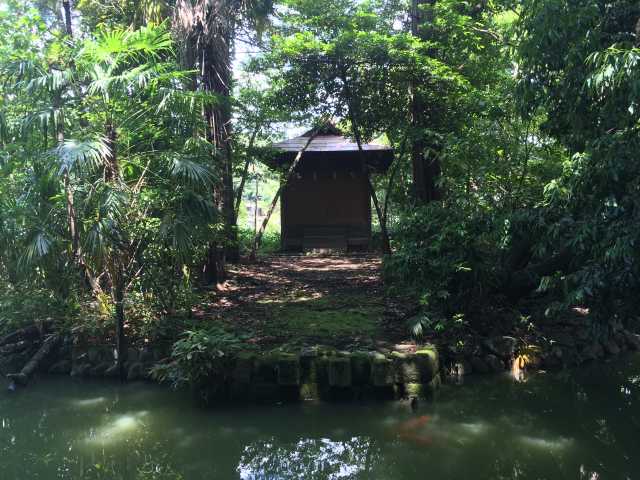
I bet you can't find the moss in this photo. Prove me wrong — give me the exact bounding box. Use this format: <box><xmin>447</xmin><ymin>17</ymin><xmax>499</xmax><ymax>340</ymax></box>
<box><xmin>300</xmin><ymin>382</ymin><xmax>320</xmax><ymax>400</ymax></box>
<box><xmin>415</xmin><ymin>347</ymin><xmax>439</xmax><ymax>378</ymax></box>
<box><xmin>393</xmin><ymin>348</ymin><xmax>439</xmax><ymax>383</ymax></box>
<box><xmin>370</xmin><ymin>353</ymin><xmax>393</xmax><ymax>386</ymax></box>
<box><xmin>262</xmin><ymin>294</ymin><xmax>383</xmax><ymax>343</ymax></box>
<box><xmin>404</xmin><ymin>374</ymin><xmax>441</xmax><ymax>399</ymax></box>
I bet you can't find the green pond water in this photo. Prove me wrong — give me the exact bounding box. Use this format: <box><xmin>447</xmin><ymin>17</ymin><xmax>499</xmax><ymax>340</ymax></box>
<box><xmin>1</xmin><ymin>355</ymin><xmax>640</xmax><ymax>480</ymax></box>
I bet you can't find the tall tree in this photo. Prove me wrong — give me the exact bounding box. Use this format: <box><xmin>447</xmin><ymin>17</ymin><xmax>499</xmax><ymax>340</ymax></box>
<box><xmin>410</xmin><ymin>0</ymin><xmax>441</xmax><ymax>203</ymax></box>
<box><xmin>172</xmin><ymin>0</ymin><xmax>272</xmax><ymax>281</ymax></box>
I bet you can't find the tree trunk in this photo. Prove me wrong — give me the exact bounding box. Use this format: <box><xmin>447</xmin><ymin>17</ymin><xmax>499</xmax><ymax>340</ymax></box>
<box><xmin>410</xmin><ymin>0</ymin><xmax>441</xmax><ymax>204</ymax></box>
<box><xmin>104</xmin><ymin>119</ymin><xmax>119</xmax><ymax>182</ymax></box>
<box><xmin>7</xmin><ymin>334</ymin><xmax>60</xmax><ymax>387</ymax></box>
<box><xmin>112</xmin><ymin>259</ymin><xmax>127</xmax><ymax>382</ymax></box>
<box><xmin>0</xmin><ymin>321</ymin><xmax>53</xmax><ymax>347</ymax></box>
<box><xmin>250</xmin><ymin>131</ymin><xmax>319</xmax><ymax>260</ymax></box>
<box><xmin>62</xmin><ymin>0</ymin><xmax>73</xmax><ymax>37</ymax></box>
<box><xmin>502</xmin><ymin>249</ymin><xmax>572</xmax><ymax>300</ymax></box>
<box><xmin>341</xmin><ymin>75</ymin><xmax>392</xmax><ymax>255</ymax></box>
<box><xmin>201</xmin><ymin>24</ymin><xmax>237</xmax><ymax>278</ymax></box>
<box><xmin>381</xmin><ymin>135</ymin><xmax>408</xmax><ymax>226</ymax></box>
<box><xmin>103</xmin><ymin>120</ymin><xmax>128</xmax><ymax>381</ymax></box>
<box><xmin>234</xmin><ymin>126</ymin><xmax>260</xmax><ymax>219</ymax></box>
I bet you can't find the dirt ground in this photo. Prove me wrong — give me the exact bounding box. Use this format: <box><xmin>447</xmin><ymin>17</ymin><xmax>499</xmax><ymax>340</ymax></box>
<box><xmin>194</xmin><ymin>255</ymin><xmax>416</xmax><ymax>350</ymax></box>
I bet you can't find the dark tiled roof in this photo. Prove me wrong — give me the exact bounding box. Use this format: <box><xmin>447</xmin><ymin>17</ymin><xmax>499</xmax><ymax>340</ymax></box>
<box><xmin>272</xmin><ymin>134</ymin><xmax>392</xmax><ymax>153</ymax></box>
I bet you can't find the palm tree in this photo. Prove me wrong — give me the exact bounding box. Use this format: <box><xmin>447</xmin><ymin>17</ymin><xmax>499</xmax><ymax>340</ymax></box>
<box><xmin>172</xmin><ymin>0</ymin><xmax>272</xmax><ymax>281</ymax></box>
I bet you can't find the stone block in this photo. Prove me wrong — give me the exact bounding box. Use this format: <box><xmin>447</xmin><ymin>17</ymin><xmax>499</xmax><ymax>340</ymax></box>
<box><xmin>127</xmin><ymin>362</ymin><xmax>145</xmax><ymax>381</ymax></box>
<box><xmin>254</xmin><ymin>355</ymin><xmax>278</xmax><ymax>383</ymax></box>
<box><xmin>315</xmin><ymin>356</ymin><xmax>330</xmax><ymax>385</ymax></box>
<box><xmin>104</xmin><ymin>364</ymin><xmax>120</xmax><ymax>378</ymax></box>
<box><xmin>300</xmin><ymin>383</ymin><xmax>320</xmax><ymax>400</ymax></box>
<box><xmin>230</xmin><ymin>381</ymin><xmax>251</xmax><ymax>401</ymax></box>
<box><xmin>469</xmin><ymin>356</ymin><xmax>489</xmax><ymax>374</ymax></box>
<box><xmin>90</xmin><ymin>362</ymin><xmax>111</xmax><ymax>377</ymax></box>
<box><xmin>624</xmin><ymin>331</ymin><xmax>640</xmax><ymax>350</ymax></box>
<box><xmin>127</xmin><ymin>348</ymin><xmax>139</xmax><ymax>363</ymax></box>
<box><xmin>603</xmin><ymin>339</ymin><xmax>620</xmax><ymax>356</ymax></box>
<box><xmin>405</xmin><ymin>374</ymin><xmax>441</xmax><ymax>399</ymax></box>
<box><xmin>48</xmin><ymin>359</ymin><xmax>71</xmax><ymax>375</ymax></box>
<box><xmin>87</xmin><ymin>347</ymin><xmax>103</xmax><ymax>364</ymax></box>
<box><xmin>370</xmin><ymin>353</ymin><xmax>393</xmax><ymax>386</ymax></box>
<box><xmin>350</xmin><ymin>353</ymin><xmax>371</xmax><ymax>385</ymax></box>
<box><xmin>277</xmin><ymin>354</ymin><xmax>300</xmax><ymax>386</ymax></box>
<box><xmin>483</xmin><ymin>336</ymin><xmax>517</xmax><ymax>358</ymax></box>
<box><xmin>485</xmin><ymin>354</ymin><xmax>504</xmax><ymax>372</ymax></box>
<box><xmin>233</xmin><ymin>353</ymin><xmax>255</xmax><ymax>384</ymax></box>
<box><xmin>139</xmin><ymin>348</ymin><xmax>154</xmax><ymax>363</ymax></box>
<box><xmin>299</xmin><ymin>348</ymin><xmax>318</xmax><ymax>382</ymax></box>
<box><xmin>415</xmin><ymin>347</ymin><xmax>439</xmax><ymax>377</ymax></box>
<box><xmin>250</xmin><ymin>382</ymin><xmax>279</xmax><ymax>402</ymax></box>
<box><xmin>394</xmin><ymin>349</ymin><xmax>438</xmax><ymax>383</ymax></box>
<box><xmin>70</xmin><ymin>363</ymin><xmax>92</xmax><ymax>377</ymax></box>
<box><xmin>328</xmin><ymin>356</ymin><xmax>352</xmax><ymax>387</ymax></box>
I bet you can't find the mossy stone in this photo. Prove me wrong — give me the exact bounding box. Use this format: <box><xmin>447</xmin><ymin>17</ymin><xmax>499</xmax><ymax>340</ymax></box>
<box><xmin>233</xmin><ymin>353</ymin><xmax>255</xmax><ymax>384</ymax></box>
<box><xmin>315</xmin><ymin>356</ymin><xmax>331</xmax><ymax>385</ymax></box>
<box><xmin>370</xmin><ymin>353</ymin><xmax>393</xmax><ymax>386</ymax></box>
<box><xmin>48</xmin><ymin>359</ymin><xmax>71</xmax><ymax>375</ymax></box>
<box><xmin>90</xmin><ymin>362</ymin><xmax>111</xmax><ymax>377</ymax></box>
<box><xmin>328</xmin><ymin>356</ymin><xmax>352</xmax><ymax>387</ymax></box>
<box><xmin>300</xmin><ymin>382</ymin><xmax>320</xmax><ymax>400</ymax></box>
<box><xmin>127</xmin><ymin>362</ymin><xmax>145</xmax><ymax>381</ymax></box>
<box><xmin>230</xmin><ymin>381</ymin><xmax>251</xmax><ymax>401</ymax></box>
<box><xmin>127</xmin><ymin>347</ymin><xmax>140</xmax><ymax>363</ymax></box>
<box><xmin>250</xmin><ymin>382</ymin><xmax>279</xmax><ymax>403</ymax></box>
<box><xmin>415</xmin><ymin>347</ymin><xmax>439</xmax><ymax>378</ymax></box>
<box><xmin>70</xmin><ymin>363</ymin><xmax>92</xmax><ymax>377</ymax></box>
<box><xmin>299</xmin><ymin>348</ymin><xmax>319</xmax><ymax>382</ymax></box>
<box><xmin>87</xmin><ymin>347</ymin><xmax>103</xmax><ymax>364</ymax></box>
<box><xmin>104</xmin><ymin>364</ymin><xmax>120</xmax><ymax>378</ymax></box>
<box><xmin>405</xmin><ymin>374</ymin><xmax>441</xmax><ymax>399</ymax></box>
<box><xmin>276</xmin><ymin>353</ymin><xmax>300</xmax><ymax>386</ymax></box>
<box><xmin>254</xmin><ymin>355</ymin><xmax>278</xmax><ymax>383</ymax></box>
<box><xmin>350</xmin><ymin>352</ymin><xmax>371</xmax><ymax>385</ymax></box>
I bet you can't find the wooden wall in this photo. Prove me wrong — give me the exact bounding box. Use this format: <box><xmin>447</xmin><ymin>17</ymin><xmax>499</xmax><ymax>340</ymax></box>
<box><xmin>281</xmin><ymin>162</ymin><xmax>371</xmax><ymax>251</ymax></box>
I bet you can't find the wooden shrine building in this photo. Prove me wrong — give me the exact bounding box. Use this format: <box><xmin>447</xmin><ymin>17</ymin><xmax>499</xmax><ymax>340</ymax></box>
<box><xmin>269</xmin><ymin>124</ymin><xmax>393</xmax><ymax>252</ymax></box>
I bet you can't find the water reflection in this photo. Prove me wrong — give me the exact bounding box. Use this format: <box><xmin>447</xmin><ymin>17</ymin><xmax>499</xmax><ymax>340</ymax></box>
<box><xmin>238</xmin><ymin>437</ymin><xmax>380</xmax><ymax>479</ymax></box>
<box><xmin>83</xmin><ymin>411</ymin><xmax>150</xmax><ymax>448</ymax></box>
<box><xmin>0</xmin><ymin>354</ymin><xmax>638</xmax><ymax>479</ymax></box>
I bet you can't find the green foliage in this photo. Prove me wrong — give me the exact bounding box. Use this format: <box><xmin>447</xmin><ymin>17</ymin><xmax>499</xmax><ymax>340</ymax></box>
<box><xmin>2</xmin><ymin>0</ymin><xmax>639</xmax><ymax>363</ymax></box>
<box><xmin>238</xmin><ymin>227</ymin><xmax>280</xmax><ymax>256</ymax></box>
<box><xmin>516</xmin><ymin>0</ymin><xmax>640</xmax><ymax>316</ymax></box>
<box><xmin>386</xmin><ymin>204</ymin><xmax>502</xmax><ymax>320</ymax></box>
<box><xmin>152</xmin><ymin>325</ymin><xmax>252</xmax><ymax>387</ymax></box>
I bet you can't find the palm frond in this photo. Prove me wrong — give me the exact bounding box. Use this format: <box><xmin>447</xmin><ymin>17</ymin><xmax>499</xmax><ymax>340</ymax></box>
<box><xmin>170</xmin><ymin>157</ymin><xmax>213</xmax><ymax>187</ymax></box>
<box><xmin>20</xmin><ymin>230</ymin><xmax>53</xmax><ymax>267</ymax></box>
<box><xmin>56</xmin><ymin>138</ymin><xmax>109</xmax><ymax>175</ymax></box>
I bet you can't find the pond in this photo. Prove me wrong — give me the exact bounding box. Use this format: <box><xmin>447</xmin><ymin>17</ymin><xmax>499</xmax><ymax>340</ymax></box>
<box><xmin>1</xmin><ymin>354</ymin><xmax>639</xmax><ymax>480</ymax></box>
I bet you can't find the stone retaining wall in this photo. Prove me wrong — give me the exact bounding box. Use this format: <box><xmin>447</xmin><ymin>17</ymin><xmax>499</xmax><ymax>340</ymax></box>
<box><xmin>61</xmin><ymin>344</ymin><xmax>441</xmax><ymax>404</ymax></box>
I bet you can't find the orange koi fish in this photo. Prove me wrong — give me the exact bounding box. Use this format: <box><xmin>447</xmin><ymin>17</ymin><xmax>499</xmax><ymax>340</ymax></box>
<box><xmin>395</xmin><ymin>415</ymin><xmax>433</xmax><ymax>446</ymax></box>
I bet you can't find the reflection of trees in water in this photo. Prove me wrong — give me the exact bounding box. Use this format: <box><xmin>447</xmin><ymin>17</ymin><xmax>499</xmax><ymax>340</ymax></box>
<box><xmin>238</xmin><ymin>436</ymin><xmax>381</xmax><ymax>479</ymax></box>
